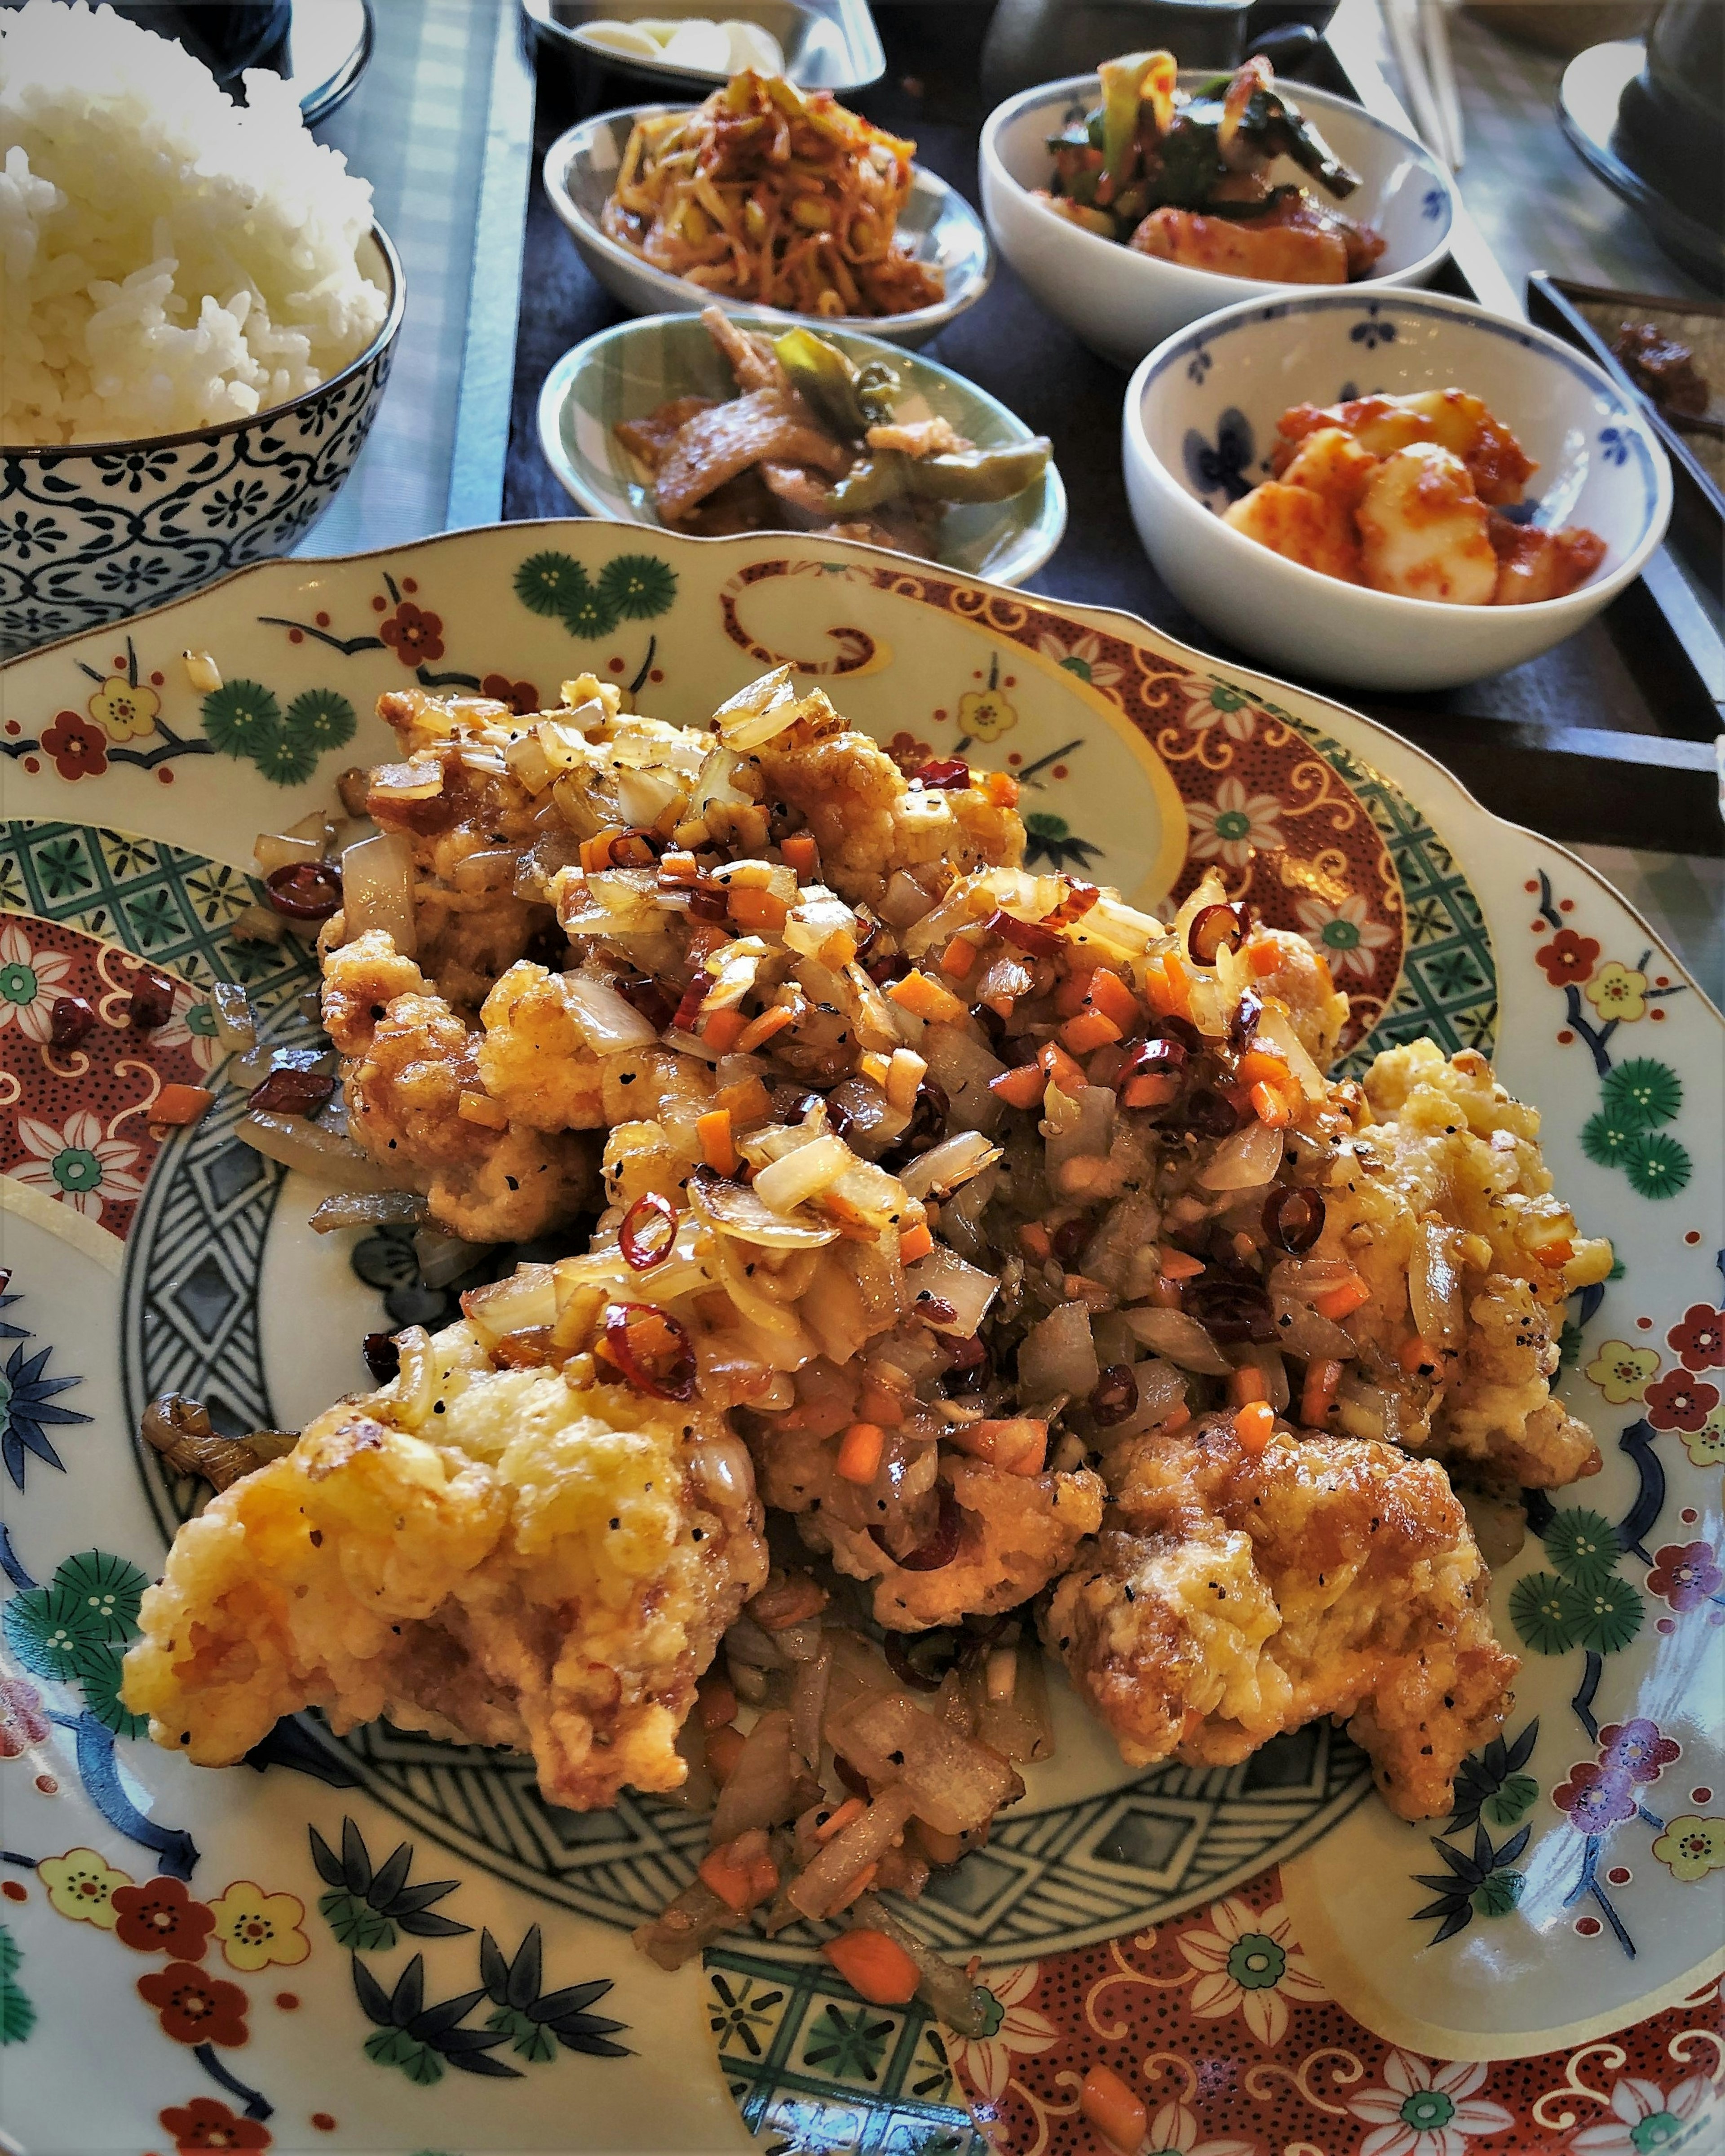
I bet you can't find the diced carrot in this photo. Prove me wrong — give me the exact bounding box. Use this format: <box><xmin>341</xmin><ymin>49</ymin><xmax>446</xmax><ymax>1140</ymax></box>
<box><xmin>1145</xmin><ymin>949</ymin><xmax>1192</xmax><ymax>1017</ymax></box>
<box><xmin>887</xmin><ymin>969</ymin><xmax>969</xmax><ymax>1025</ymax></box>
<box><xmin>700</xmin><ymin>1008</ymin><xmax>748</xmax><ymax>1054</ymax></box>
<box><xmin>1247</xmin><ymin>938</ymin><xmax>1283</xmax><ymax>977</ymax></box>
<box><xmin>1159</xmin><ymin>1247</ymin><xmax>1206</xmax><ymax>1279</ymax></box>
<box><xmin>659</xmin><ymin>849</ymin><xmax>699</xmax><ymax>884</ymax></box>
<box><xmin>697</xmin><ymin>1850</ymin><xmax>756</xmax><ymax>1913</ymax></box>
<box><xmin>982</xmin><ymin>770</ymin><xmax>1019</xmax><ymax>809</ymax></box>
<box><xmin>989</xmin><ymin>1063</ymin><xmax>1045</xmax><ymax>1111</ymax></box>
<box><xmin>1313</xmin><ymin>1274</ymin><xmax>1371</xmax><ymax>1322</ymax></box>
<box><xmin>697</xmin><ymin>1107</ymin><xmax>737</xmax><ymax>1175</ymax></box>
<box><xmin>1238</xmin><ymin>1048</ymin><xmax>1290</xmax><ymax>1088</ymax></box>
<box><xmin>1150</xmin><ymin>1275</ymin><xmax>1185</xmax><ymax>1307</ymax></box>
<box><xmin>1017</xmin><ymin>1222</ymin><xmax>1053</xmax><ymax>1262</ymax></box>
<box><xmin>1228</xmin><ymin>1365</ymin><xmax>1268</xmax><ymax>1406</ymax></box>
<box><xmin>1086</xmin><ymin>967</ymin><xmax>1141</xmax><ymax>1031</ymax></box>
<box><xmin>698</xmin><ymin>1677</ymin><xmax>737</xmax><ymax>1731</ymax></box>
<box><xmin>940</xmin><ymin>936</ymin><xmax>976</xmax><ymax>982</ymax></box>
<box><xmin>1300</xmin><ymin>1357</ymin><xmax>1344</xmax><ymax>1425</ymax></box>
<box><xmin>822</xmin><ymin>1927</ymin><xmax>921</xmax><ymax>2006</ymax></box>
<box><xmin>1060</xmin><ymin>1009</ymin><xmax>1123</xmax><ymax>1055</ymax></box>
<box><xmin>1398</xmin><ymin>1334</ymin><xmax>1440</xmax><ymax>1375</ymax></box>
<box><xmin>1079</xmin><ymin>2063</ymin><xmax>1147</xmax><ymax>2154</ymax></box>
<box><xmin>579</xmin><ymin>827</ymin><xmax>625</xmax><ymax>873</ymax></box>
<box><xmin>898</xmin><ymin>1222</ymin><xmax>933</xmax><ymax>1264</ymax></box>
<box><xmin>735</xmin><ymin>1005</ymin><xmax>796</xmax><ymax>1053</ymax></box>
<box><xmin>705</xmin><ymin>1724</ymin><xmax>746</xmax><ymax>1785</ymax></box>
<box><xmin>814</xmin><ymin>1797</ymin><xmax>867</xmax><ymax>1845</ymax></box>
<box><xmin>781</xmin><ymin>834</ymin><xmax>818</xmax><ymax>879</ymax></box>
<box><xmin>1534</xmin><ymin>1237</ymin><xmax>1575</xmax><ymax>1270</ymax></box>
<box><xmin>729</xmin><ymin>887</ymin><xmax>789</xmax><ymax>933</ymax></box>
<box><xmin>836</xmin><ymin>1421</ymin><xmax>885</xmax><ymax>1484</ymax></box>
<box><xmin>152</xmin><ymin>1083</ymin><xmax>214</xmax><ymax>1128</ymax></box>
<box><xmin>1037</xmin><ymin>1039</ymin><xmax>1087</xmax><ymax>1095</ymax></box>
<box><xmin>859</xmin><ymin>1379</ymin><xmax>907</xmax><ymax>1427</ymax></box>
<box><xmin>684</xmin><ymin>921</ymin><xmax>732</xmax><ymax>962</ymax></box>
<box><xmin>715</xmin><ymin>1076</ymin><xmax>772</xmax><ymax>1126</ymax></box>
<box><xmin>827</xmin><ymin>1863</ymin><xmax>880</xmax><ymax>1917</ymax></box>
<box><xmin>1121</xmin><ymin>1071</ymin><xmax>1179</xmax><ymax>1110</ymax></box>
<box><xmin>1250</xmin><ymin>1080</ymin><xmax>1292</xmax><ymax>1129</ymax></box>
<box><xmin>1160</xmin><ymin>1402</ymin><xmax>1191</xmax><ymax>1432</ymax></box>
<box><xmin>1054</xmin><ymin>968</ymin><xmax>1096</xmax><ymax>1020</ymax></box>
<box><xmin>1234</xmin><ymin>1400</ymin><xmax>1276</xmax><ymax>1454</ymax></box>
<box><xmin>948</xmin><ymin>1417</ymin><xmax>1046</xmax><ymax>1476</ymax></box>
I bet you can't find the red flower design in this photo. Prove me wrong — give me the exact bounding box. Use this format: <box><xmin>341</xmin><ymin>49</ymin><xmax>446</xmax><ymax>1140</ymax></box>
<box><xmin>1551</xmin><ymin>1760</ymin><xmax>1638</xmax><ymax>1833</ymax></box>
<box><xmin>40</xmin><ymin>710</ymin><xmax>109</xmax><ymax>782</ymax></box>
<box><xmin>1534</xmin><ymin>928</ymin><xmax>1599</xmax><ymax>985</ymax></box>
<box><xmin>887</xmin><ymin>729</ymin><xmax>933</xmax><ymax>776</ymax></box>
<box><xmin>159</xmin><ymin>2098</ymin><xmax>272</xmax><ymax>2152</ymax></box>
<box><xmin>1597</xmin><ymin>1718</ymin><xmax>1681</xmax><ymax>1783</ymax></box>
<box><xmin>137</xmin><ymin>1960</ymin><xmax>250</xmax><ymax>2047</ymax></box>
<box><xmin>112</xmin><ymin>1874</ymin><xmax>216</xmax><ymax>1958</ymax></box>
<box><xmin>1668</xmin><ymin>1304</ymin><xmax>1725</xmax><ymax>1373</ymax></box>
<box><xmin>1645</xmin><ymin>1369</ymin><xmax>1721</xmax><ymax>1432</ymax></box>
<box><xmin>481</xmin><ymin>673</ymin><xmax>540</xmax><ymax>717</ymax></box>
<box><xmin>378</xmin><ymin>599</ymin><xmax>444</xmax><ymax>667</ymax></box>
<box><xmin>0</xmin><ymin>1676</ymin><xmax>48</xmax><ymax>1757</ymax></box>
<box><xmin>1647</xmin><ymin>1541</ymin><xmax>1724</xmax><ymax>1614</ymax></box>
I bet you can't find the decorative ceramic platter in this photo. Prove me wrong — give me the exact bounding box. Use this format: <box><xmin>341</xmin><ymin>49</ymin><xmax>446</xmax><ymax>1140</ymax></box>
<box><xmin>0</xmin><ymin>524</ymin><xmax>1719</xmax><ymax>2156</ymax></box>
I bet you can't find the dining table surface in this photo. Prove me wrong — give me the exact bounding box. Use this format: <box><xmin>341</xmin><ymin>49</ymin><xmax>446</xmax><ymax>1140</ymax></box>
<box><xmin>303</xmin><ymin>0</ymin><xmax>1723</xmax><ymax>1009</ymax></box>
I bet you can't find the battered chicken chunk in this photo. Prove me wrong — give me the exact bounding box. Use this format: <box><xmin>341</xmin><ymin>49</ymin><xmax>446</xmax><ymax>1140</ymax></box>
<box><xmin>123</xmin><ymin>1320</ymin><xmax>768</xmax><ymax>1810</ymax></box>
<box><xmin>1042</xmin><ymin>1411</ymin><xmax>1517</xmax><ymax>1820</ymax></box>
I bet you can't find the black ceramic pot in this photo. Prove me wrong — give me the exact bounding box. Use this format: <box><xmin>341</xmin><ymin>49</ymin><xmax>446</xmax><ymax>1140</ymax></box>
<box><xmin>1614</xmin><ymin>1</ymin><xmax>1724</xmax><ymax>233</ymax></box>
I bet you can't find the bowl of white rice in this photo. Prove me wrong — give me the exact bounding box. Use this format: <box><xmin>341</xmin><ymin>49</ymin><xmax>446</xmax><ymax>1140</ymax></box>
<box><xmin>0</xmin><ymin>0</ymin><xmax>404</xmax><ymax>657</ymax></box>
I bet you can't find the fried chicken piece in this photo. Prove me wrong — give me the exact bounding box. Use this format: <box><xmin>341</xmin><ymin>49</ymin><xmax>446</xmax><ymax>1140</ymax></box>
<box><xmin>1316</xmin><ymin>1040</ymin><xmax>1610</xmax><ymax>1486</ymax></box>
<box><xmin>1041</xmin><ymin>1412</ymin><xmax>1517</xmax><ymax>1820</ymax></box>
<box><xmin>1247</xmin><ymin>925</ymin><xmax>1352</xmax><ymax>1069</ymax></box>
<box><xmin>122</xmin><ymin>1320</ymin><xmax>768</xmax><ymax>1811</ymax></box>
<box><xmin>323</xmin><ymin>931</ymin><xmax>597</xmax><ymax>1241</ymax></box>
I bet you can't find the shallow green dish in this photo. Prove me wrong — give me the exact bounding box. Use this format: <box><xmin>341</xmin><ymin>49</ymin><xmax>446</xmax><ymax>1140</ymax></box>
<box><xmin>536</xmin><ymin>310</ymin><xmax>1068</xmax><ymax>587</ymax></box>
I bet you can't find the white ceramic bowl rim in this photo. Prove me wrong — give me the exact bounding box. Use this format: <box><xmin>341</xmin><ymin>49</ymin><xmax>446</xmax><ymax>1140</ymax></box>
<box><xmin>980</xmin><ymin>69</ymin><xmax>1457</xmax><ymax>299</ymax></box>
<box><xmin>544</xmin><ymin>106</ymin><xmax>994</xmax><ymax>338</ymax></box>
<box><xmin>1127</xmin><ymin>285</ymin><xmax>1674</xmax><ymax>622</ymax></box>
<box><xmin>2</xmin><ymin>222</ymin><xmax>405</xmax><ymax>464</ymax></box>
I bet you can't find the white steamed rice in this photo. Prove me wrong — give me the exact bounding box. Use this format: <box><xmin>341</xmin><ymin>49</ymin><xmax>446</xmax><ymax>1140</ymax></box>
<box><xmin>0</xmin><ymin>0</ymin><xmax>387</xmax><ymax>446</ymax></box>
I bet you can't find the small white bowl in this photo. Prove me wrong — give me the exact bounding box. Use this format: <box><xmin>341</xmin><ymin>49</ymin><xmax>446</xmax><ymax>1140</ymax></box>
<box><xmin>1122</xmin><ymin>287</ymin><xmax>1673</xmax><ymax>691</ymax></box>
<box><xmin>544</xmin><ymin>107</ymin><xmax>992</xmax><ymax>348</ymax></box>
<box><xmin>980</xmin><ymin>71</ymin><xmax>1456</xmax><ymax>371</ymax></box>
<box><xmin>537</xmin><ymin>310</ymin><xmax>1067</xmax><ymax>586</ymax></box>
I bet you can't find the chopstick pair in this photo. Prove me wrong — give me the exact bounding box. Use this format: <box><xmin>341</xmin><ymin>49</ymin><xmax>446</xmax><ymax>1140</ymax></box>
<box><xmin>1380</xmin><ymin>0</ymin><xmax>1465</xmax><ymax>172</ymax></box>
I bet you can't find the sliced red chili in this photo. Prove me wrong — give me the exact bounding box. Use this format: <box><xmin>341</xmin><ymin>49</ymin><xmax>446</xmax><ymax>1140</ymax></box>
<box><xmin>869</xmin><ymin>1479</ymin><xmax>960</xmax><ymax>1572</ymax></box>
<box><xmin>1122</xmin><ymin>1035</ymin><xmax>1188</xmax><ymax>1079</ymax></box>
<box><xmin>1090</xmin><ymin>1364</ymin><xmax>1140</xmax><ymax>1425</ymax></box>
<box><xmin>671</xmin><ymin>970</ymin><xmax>713</xmax><ymax>1032</ymax></box>
<box><xmin>604</xmin><ymin>1301</ymin><xmax>698</xmax><ymax>1402</ymax></box>
<box><xmin>911</xmin><ymin>758</ymin><xmax>972</xmax><ymax>791</ymax></box>
<box><xmin>1183</xmin><ymin>1086</ymin><xmax>1240</xmax><ymax>1138</ymax></box>
<box><xmin>883</xmin><ymin>1078</ymin><xmax>949</xmax><ymax>1167</ymax></box>
<box><xmin>913</xmin><ymin>1293</ymin><xmax>959</xmax><ymax>1325</ymax></box>
<box><xmin>1189</xmin><ymin>1276</ymin><xmax>1276</xmax><ymax>1344</ymax></box>
<box><xmin>686</xmin><ymin>883</ymin><xmax>730</xmax><ymax>923</ymax></box>
<box><xmin>1155</xmin><ymin>1013</ymin><xmax>1204</xmax><ymax>1056</ymax></box>
<box><xmin>362</xmin><ymin>1332</ymin><xmax>401</xmax><ymax>1384</ymax></box>
<box><xmin>609</xmin><ymin>827</ymin><xmax>663</xmax><ymax>867</ymax></box>
<box><xmin>986</xmin><ymin>908</ymin><xmax>1062</xmax><ymax>958</ymax></box>
<box><xmin>614</xmin><ymin>973</ymin><xmax>674</xmax><ymax>1031</ymax></box>
<box><xmin>264</xmin><ymin>860</ymin><xmax>343</xmax><ymax>921</ymax></box>
<box><xmin>49</xmin><ymin>995</ymin><xmax>96</xmax><ymax>1050</ymax></box>
<box><xmin>1263</xmin><ymin>1186</ymin><xmax>1327</xmax><ymax>1253</ymax></box>
<box><xmin>1187</xmin><ymin>902</ymin><xmax>1247</xmax><ymax>967</ymax></box>
<box><xmin>620</xmin><ymin>1191</ymin><xmax>677</xmax><ymax>1271</ymax></box>
<box><xmin>1045</xmin><ymin>881</ymin><xmax>1100</xmax><ymax>928</ymax></box>
<box><xmin>1052</xmin><ymin>1216</ymin><xmax>1091</xmax><ymax>1264</ymax></box>
<box><xmin>1229</xmin><ymin>987</ymin><xmax>1263</xmax><ymax>1051</ymax></box>
<box><xmin>248</xmin><ymin>1066</ymin><xmax>336</xmax><ymax>1117</ymax></box>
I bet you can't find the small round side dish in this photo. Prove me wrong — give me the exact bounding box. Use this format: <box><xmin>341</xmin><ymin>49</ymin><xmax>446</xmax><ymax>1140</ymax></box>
<box><xmin>543</xmin><ymin>107</ymin><xmax>992</xmax><ymax>346</ymax></box>
<box><xmin>981</xmin><ymin>72</ymin><xmax>1456</xmax><ymax>371</ymax></box>
<box><xmin>1121</xmin><ymin>287</ymin><xmax>1672</xmax><ymax>692</ymax></box>
<box><xmin>0</xmin><ymin>225</ymin><xmax>403</xmax><ymax>661</ymax></box>
<box><xmin>537</xmin><ymin>311</ymin><xmax>1067</xmax><ymax>586</ymax></box>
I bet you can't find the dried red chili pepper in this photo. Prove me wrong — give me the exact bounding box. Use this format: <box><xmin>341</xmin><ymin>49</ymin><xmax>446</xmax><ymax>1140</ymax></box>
<box><xmin>264</xmin><ymin>861</ymin><xmax>343</xmax><ymax>921</ymax></box>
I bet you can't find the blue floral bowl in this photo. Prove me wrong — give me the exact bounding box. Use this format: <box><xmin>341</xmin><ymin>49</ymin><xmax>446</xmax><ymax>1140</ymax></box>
<box><xmin>0</xmin><ymin>226</ymin><xmax>403</xmax><ymax>661</ymax></box>
<box><xmin>1122</xmin><ymin>287</ymin><xmax>1673</xmax><ymax>691</ymax></box>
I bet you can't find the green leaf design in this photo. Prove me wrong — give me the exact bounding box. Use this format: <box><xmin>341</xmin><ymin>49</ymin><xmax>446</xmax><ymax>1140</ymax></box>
<box><xmin>1543</xmin><ymin>1509</ymin><xmax>1620</xmax><ymax>1590</ymax></box>
<box><xmin>73</xmin><ymin>1642</ymin><xmax>147</xmax><ymax>1738</ymax></box>
<box><xmin>1486</xmin><ymin>1774</ymin><xmax>1538</xmax><ymax>1826</ymax></box>
<box><xmin>1470</xmin><ymin>1870</ymin><xmax>1526</xmax><ymax>1918</ymax></box>
<box><xmin>1574</xmin><ymin>1576</ymin><xmax>1644</xmax><ymax>1655</ymax></box>
<box><xmin>487</xmin><ymin>2005</ymin><xmax>557</xmax><ymax>2063</ymax></box>
<box><xmin>365</xmin><ymin>2025</ymin><xmax>444</xmax><ymax>2083</ymax></box>
<box><xmin>1508</xmin><ymin>1571</ymin><xmax>1588</xmax><ymax>1655</ymax></box>
<box><xmin>1601</xmin><ymin>1058</ymin><xmax>1681</xmax><ymax>1131</ymax></box>
<box><xmin>597</xmin><ymin>554</ymin><xmax>677</xmax><ymax>621</ymax></box>
<box><xmin>0</xmin><ymin>1925</ymin><xmax>33</xmax><ymax>2045</ymax></box>
<box><xmin>514</xmin><ymin>553</ymin><xmax>588</xmax><ymax>619</ymax></box>
<box><xmin>558</xmin><ymin>580</ymin><xmax>621</xmax><ymax>641</ymax></box>
<box><xmin>283</xmin><ymin>688</ymin><xmax>357</xmax><ymax>755</ymax></box>
<box><xmin>1580</xmin><ymin>1112</ymin><xmax>1636</xmax><ymax>1169</ymax></box>
<box><xmin>3</xmin><ymin>1585</ymin><xmax>98</xmax><ymax>1679</ymax></box>
<box><xmin>51</xmin><ymin>1550</ymin><xmax>147</xmax><ymax>1641</ymax></box>
<box><xmin>251</xmin><ymin>726</ymin><xmax>320</xmax><ymax>788</ymax></box>
<box><xmin>1623</xmin><ymin>1131</ymin><xmax>1691</xmax><ymax>1201</ymax></box>
<box><xmin>202</xmin><ymin>679</ymin><xmax>282</xmax><ymax>759</ymax></box>
<box><xmin>319</xmin><ymin>1888</ymin><xmax>397</xmax><ymax>1952</ymax></box>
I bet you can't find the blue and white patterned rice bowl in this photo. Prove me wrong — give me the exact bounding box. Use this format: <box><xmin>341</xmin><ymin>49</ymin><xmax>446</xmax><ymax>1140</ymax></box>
<box><xmin>1123</xmin><ymin>287</ymin><xmax>1672</xmax><ymax>692</ymax></box>
<box><xmin>0</xmin><ymin>225</ymin><xmax>404</xmax><ymax>661</ymax></box>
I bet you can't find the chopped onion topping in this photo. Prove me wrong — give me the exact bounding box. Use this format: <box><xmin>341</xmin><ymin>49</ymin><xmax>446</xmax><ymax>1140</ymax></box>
<box><xmin>1122</xmin><ymin>1306</ymin><xmax>1233</xmax><ymax>1375</ymax></box>
<box><xmin>1197</xmin><ymin>1115</ymin><xmax>1285</xmax><ymax>1191</ymax></box>
<box><xmin>897</xmin><ymin>1130</ymin><xmax>1001</xmax><ymax>1202</ymax></box>
<box><xmin>714</xmin><ymin>664</ymin><xmax>801</xmax><ymax>750</ymax></box>
<box><xmin>689</xmin><ymin>1167</ymin><xmax>840</xmax><ymax>1248</ymax></box>
<box><xmin>237</xmin><ymin>1111</ymin><xmax>405</xmax><ymax>1192</ymax></box>
<box><xmin>340</xmin><ymin>832</ymin><xmax>417</xmax><ymax>956</ymax></box>
<box><xmin>562</xmin><ymin>970</ymin><xmax>661</xmax><ymax>1054</ymax></box>
<box><xmin>753</xmin><ymin>1134</ymin><xmax>853</xmax><ymax>1213</ymax></box>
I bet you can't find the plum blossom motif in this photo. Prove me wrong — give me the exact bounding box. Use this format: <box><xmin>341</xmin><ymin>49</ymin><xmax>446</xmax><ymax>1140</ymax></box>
<box><xmin>37</xmin><ymin>1847</ymin><xmax>133</xmax><ymax>1927</ymax></box>
<box><xmin>111</xmin><ymin>1875</ymin><xmax>216</xmax><ymax>1959</ymax></box>
<box><xmin>1534</xmin><ymin>928</ymin><xmax>1598</xmax><ymax>986</ymax></box>
<box><xmin>137</xmin><ymin>1959</ymin><xmax>250</xmax><ymax>2047</ymax></box>
<box><xmin>1645</xmin><ymin>1541</ymin><xmax>1723</xmax><ymax>1613</ymax></box>
<box><xmin>1035</xmin><ymin>629</ymin><xmax>1123</xmax><ymax>692</ymax></box>
<box><xmin>0</xmin><ymin>1676</ymin><xmax>48</xmax><ymax>1756</ymax></box>
<box><xmin>1584</xmin><ymin>1340</ymin><xmax>1661</xmax><ymax>1406</ymax></box>
<box><xmin>39</xmin><ymin>711</ymin><xmax>107</xmax><ymax>782</ymax></box>
<box><xmin>1294</xmin><ymin>892</ymin><xmax>1393</xmax><ymax>981</ymax></box>
<box><xmin>0</xmin><ymin>924</ymin><xmax>73</xmax><ymax>1043</ymax></box>
<box><xmin>1345</xmin><ymin>2051</ymin><xmax>1512</xmax><ymax>2156</ymax></box>
<box><xmin>208</xmin><ymin>1881</ymin><xmax>309</xmax><ymax>1971</ymax></box>
<box><xmin>939</xmin><ymin>1961</ymin><xmax>1056</xmax><ymax>2104</ymax></box>
<box><xmin>480</xmin><ymin>673</ymin><xmax>539</xmax><ymax>717</ymax></box>
<box><xmin>1668</xmin><ymin>1304</ymin><xmax>1725</xmax><ymax>1372</ymax></box>
<box><xmin>1584</xmin><ymin>961</ymin><xmax>1648</xmax><ymax>1023</ymax></box>
<box><xmin>1175</xmin><ymin>1894</ymin><xmax>1327</xmax><ymax>2047</ymax></box>
<box><xmin>159</xmin><ymin>2097</ymin><xmax>272</xmax><ymax>2152</ymax></box>
<box><xmin>10</xmin><ymin>1110</ymin><xmax>144</xmax><ymax>1221</ymax></box>
<box><xmin>1677</xmin><ymin>1402</ymin><xmax>1725</xmax><ymax>1470</ymax></box>
<box><xmin>1570</xmin><ymin>2072</ymin><xmax>1720</xmax><ymax>2152</ymax></box>
<box><xmin>87</xmin><ymin>676</ymin><xmax>160</xmax><ymax>744</ymax></box>
<box><xmin>378</xmin><ymin>598</ymin><xmax>444</xmax><ymax>667</ymax></box>
<box><xmin>1552</xmin><ymin>1761</ymin><xmax>1638</xmax><ymax>1833</ymax></box>
<box><xmin>1650</xmin><ymin>1816</ymin><xmax>1725</xmax><ymax>1883</ymax></box>
<box><xmin>886</xmin><ymin>730</ymin><xmax>933</xmax><ymax>775</ymax></box>
<box><xmin>1596</xmin><ymin>1719</ymin><xmax>1680</xmax><ymax>1782</ymax></box>
<box><xmin>1645</xmin><ymin>1371</ymin><xmax>1720</xmax><ymax>1433</ymax></box>
<box><xmin>956</xmin><ymin>683</ymin><xmax>1016</xmax><ymax>742</ymax></box>
<box><xmin>1186</xmin><ymin>779</ymin><xmax>1283</xmax><ymax>870</ymax></box>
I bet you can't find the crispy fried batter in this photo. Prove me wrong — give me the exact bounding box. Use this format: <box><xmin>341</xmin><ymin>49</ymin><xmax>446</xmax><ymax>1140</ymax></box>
<box><xmin>1042</xmin><ymin>1412</ymin><xmax>1517</xmax><ymax>1820</ymax></box>
<box><xmin>122</xmin><ymin>1321</ymin><xmax>768</xmax><ymax>1810</ymax></box>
